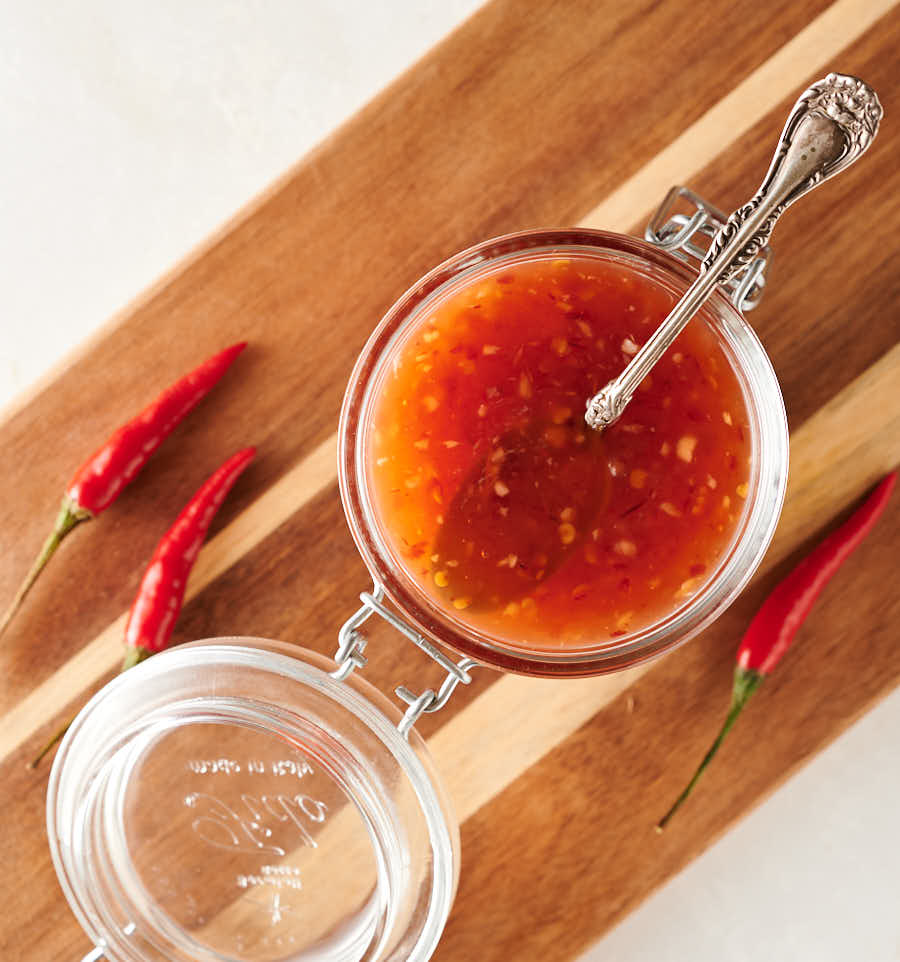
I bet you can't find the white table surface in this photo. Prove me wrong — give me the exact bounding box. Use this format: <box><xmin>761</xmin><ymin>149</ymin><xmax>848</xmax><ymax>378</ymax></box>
<box><xmin>2</xmin><ymin>3</ymin><xmax>898</xmax><ymax>960</ymax></box>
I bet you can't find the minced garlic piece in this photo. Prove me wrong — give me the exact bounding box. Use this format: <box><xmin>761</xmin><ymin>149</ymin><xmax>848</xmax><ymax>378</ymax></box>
<box><xmin>676</xmin><ymin>435</ymin><xmax>697</xmax><ymax>463</ymax></box>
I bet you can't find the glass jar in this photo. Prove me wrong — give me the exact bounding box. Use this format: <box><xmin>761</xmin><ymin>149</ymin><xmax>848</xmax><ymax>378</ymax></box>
<box><xmin>48</xmin><ymin>639</ymin><xmax>459</xmax><ymax>962</ymax></box>
<box><xmin>48</xmin><ymin>187</ymin><xmax>787</xmax><ymax>961</ymax></box>
<box><xmin>340</xmin><ymin>199</ymin><xmax>788</xmax><ymax>676</ymax></box>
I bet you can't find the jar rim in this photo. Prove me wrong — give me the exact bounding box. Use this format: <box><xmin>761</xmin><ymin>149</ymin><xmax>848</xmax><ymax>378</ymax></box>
<box><xmin>338</xmin><ymin>228</ymin><xmax>788</xmax><ymax>676</ymax></box>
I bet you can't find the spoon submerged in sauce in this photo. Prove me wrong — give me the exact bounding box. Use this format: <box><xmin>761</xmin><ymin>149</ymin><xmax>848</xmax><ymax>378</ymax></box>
<box><xmin>432</xmin><ymin>417</ymin><xmax>609</xmax><ymax>609</ymax></box>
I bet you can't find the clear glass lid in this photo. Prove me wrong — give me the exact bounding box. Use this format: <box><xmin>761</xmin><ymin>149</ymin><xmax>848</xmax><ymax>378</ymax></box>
<box><xmin>47</xmin><ymin>639</ymin><xmax>459</xmax><ymax>962</ymax></box>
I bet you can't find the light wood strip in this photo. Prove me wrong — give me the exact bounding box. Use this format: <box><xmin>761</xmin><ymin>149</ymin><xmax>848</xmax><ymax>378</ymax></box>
<box><xmin>0</xmin><ymin>0</ymin><xmax>893</xmax><ymax>768</ymax></box>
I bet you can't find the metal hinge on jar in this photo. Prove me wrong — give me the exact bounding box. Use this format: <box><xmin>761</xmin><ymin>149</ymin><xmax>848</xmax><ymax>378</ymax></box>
<box><xmin>646</xmin><ymin>186</ymin><xmax>771</xmax><ymax>312</ymax></box>
<box><xmin>331</xmin><ymin>583</ymin><xmax>477</xmax><ymax>738</ymax></box>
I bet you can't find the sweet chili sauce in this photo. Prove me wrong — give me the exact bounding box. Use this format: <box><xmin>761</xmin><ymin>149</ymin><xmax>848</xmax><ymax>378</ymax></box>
<box><xmin>367</xmin><ymin>254</ymin><xmax>751</xmax><ymax>651</ymax></box>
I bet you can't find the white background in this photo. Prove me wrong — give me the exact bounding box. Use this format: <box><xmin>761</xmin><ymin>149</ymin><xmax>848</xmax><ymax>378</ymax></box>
<box><xmin>2</xmin><ymin>3</ymin><xmax>898</xmax><ymax>959</ymax></box>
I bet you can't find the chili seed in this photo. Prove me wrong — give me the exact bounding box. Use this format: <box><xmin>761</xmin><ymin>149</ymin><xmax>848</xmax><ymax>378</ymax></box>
<box><xmin>629</xmin><ymin>469</ymin><xmax>648</xmax><ymax>489</ymax></box>
<box><xmin>558</xmin><ymin>522</ymin><xmax>576</xmax><ymax>544</ymax></box>
<box><xmin>434</xmin><ymin>571</ymin><xmax>449</xmax><ymax>587</ymax></box>
<box><xmin>544</xmin><ymin>426</ymin><xmax>567</xmax><ymax>448</ymax></box>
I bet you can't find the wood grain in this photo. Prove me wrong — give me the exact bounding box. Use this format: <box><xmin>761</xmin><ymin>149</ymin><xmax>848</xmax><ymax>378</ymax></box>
<box><xmin>5</xmin><ymin>0</ymin><xmax>896</xmax><ymax>762</ymax></box>
<box><xmin>1</xmin><ymin>0</ymin><xmax>898</xmax><ymax>960</ymax></box>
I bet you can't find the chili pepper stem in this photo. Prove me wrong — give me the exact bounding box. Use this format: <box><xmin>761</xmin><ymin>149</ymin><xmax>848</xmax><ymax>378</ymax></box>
<box><xmin>656</xmin><ymin>666</ymin><xmax>762</xmax><ymax>832</ymax></box>
<box><xmin>121</xmin><ymin>646</ymin><xmax>152</xmax><ymax>672</ymax></box>
<box><xmin>29</xmin><ymin>725</ymin><xmax>69</xmax><ymax>770</ymax></box>
<box><xmin>29</xmin><ymin>646</ymin><xmax>153</xmax><ymax>769</ymax></box>
<box><xmin>0</xmin><ymin>498</ymin><xmax>91</xmax><ymax>639</ymax></box>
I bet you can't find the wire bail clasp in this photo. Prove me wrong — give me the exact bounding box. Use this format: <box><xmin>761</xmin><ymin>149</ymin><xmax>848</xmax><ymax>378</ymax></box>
<box><xmin>646</xmin><ymin>186</ymin><xmax>771</xmax><ymax>312</ymax></box>
<box><xmin>331</xmin><ymin>583</ymin><xmax>477</xmax><ymax>738</ymax></box>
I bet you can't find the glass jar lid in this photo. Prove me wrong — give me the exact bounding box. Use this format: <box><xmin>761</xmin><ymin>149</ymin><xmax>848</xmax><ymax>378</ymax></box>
<box><xmin>47</xmin><ymin>638</ymin><xmax>459</xmax><ymax>962</ymax></box>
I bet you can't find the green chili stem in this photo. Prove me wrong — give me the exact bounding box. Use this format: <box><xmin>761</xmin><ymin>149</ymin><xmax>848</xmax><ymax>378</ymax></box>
<box><xmin>657</xmin><ymin>667</ymin><xmax>762</xmax><ymax>831</ymax></box>
<box><xmin>0</xmin><ymin>498</ymin><xmax>91</xmax><ymax>639</ymax></box>
<box><xmin>30</xmin><ymin>646</ymin><xmax>152</xmax><ymax>769</ymax></box>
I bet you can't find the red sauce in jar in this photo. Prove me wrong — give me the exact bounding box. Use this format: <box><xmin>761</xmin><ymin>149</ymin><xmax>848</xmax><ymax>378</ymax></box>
<box><xmin>368</xmin><ymin>254</ymin><xmax>751</xmax><ymax>650</ymax></box>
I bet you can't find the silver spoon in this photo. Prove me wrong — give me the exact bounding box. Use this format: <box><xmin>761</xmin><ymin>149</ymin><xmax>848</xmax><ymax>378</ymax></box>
<box><xmin>585</xmin><ymin>73</ymin><xmax>882</xmax><ymax>432</ymax></box>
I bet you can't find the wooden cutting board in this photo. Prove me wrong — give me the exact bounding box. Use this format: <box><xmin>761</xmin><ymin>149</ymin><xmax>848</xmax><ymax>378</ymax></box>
<box><xmin>2</xmin><ymin>0</ymin><xmax>899</xmax><ymax>958</ymax></box>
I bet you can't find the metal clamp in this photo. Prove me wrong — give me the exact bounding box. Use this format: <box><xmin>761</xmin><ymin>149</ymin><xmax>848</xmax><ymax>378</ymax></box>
<box><xmin>645</xmin><ymin>186</ymin><xmax>771</xmax><ymax>312</ymax></box>
<box><xmin>331</xmin><ymin>583</ymin><xmax>477</xmax><ymax>738</ymax></box>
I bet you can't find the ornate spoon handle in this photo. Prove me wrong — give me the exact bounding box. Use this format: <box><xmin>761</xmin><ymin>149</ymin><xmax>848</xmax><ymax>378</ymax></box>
<box><xmin>585</xmin><ymin>73</ymin><xmax>882</xmax><ymax>432</ymax></box>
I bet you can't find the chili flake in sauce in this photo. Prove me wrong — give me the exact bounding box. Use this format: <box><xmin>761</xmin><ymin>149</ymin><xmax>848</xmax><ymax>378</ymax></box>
<box><xmin>368</xmin><ymin>255</ymin><xmax>751</xmax><ymax>650</ymax></box>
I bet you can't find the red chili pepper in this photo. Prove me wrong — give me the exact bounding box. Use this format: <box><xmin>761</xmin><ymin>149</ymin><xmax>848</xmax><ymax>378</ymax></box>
<box><xmin>1</xmin><ymin>342</ymin><xmax>247</xmax><ymax>639</ymax></box>
<box><xmin>657</xmin><ymin>470</ymin><xmax>896</xmax><ymax>830</ymax></box>
<box><xmin>122</xmin><ymin>446</ymin><xmax>256</xmax><ymax>668</ymax></box>
<box><xmin>30</xmin><ymin>446</ymin><xmax>256</xmax><ymax>767</ymax></box>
